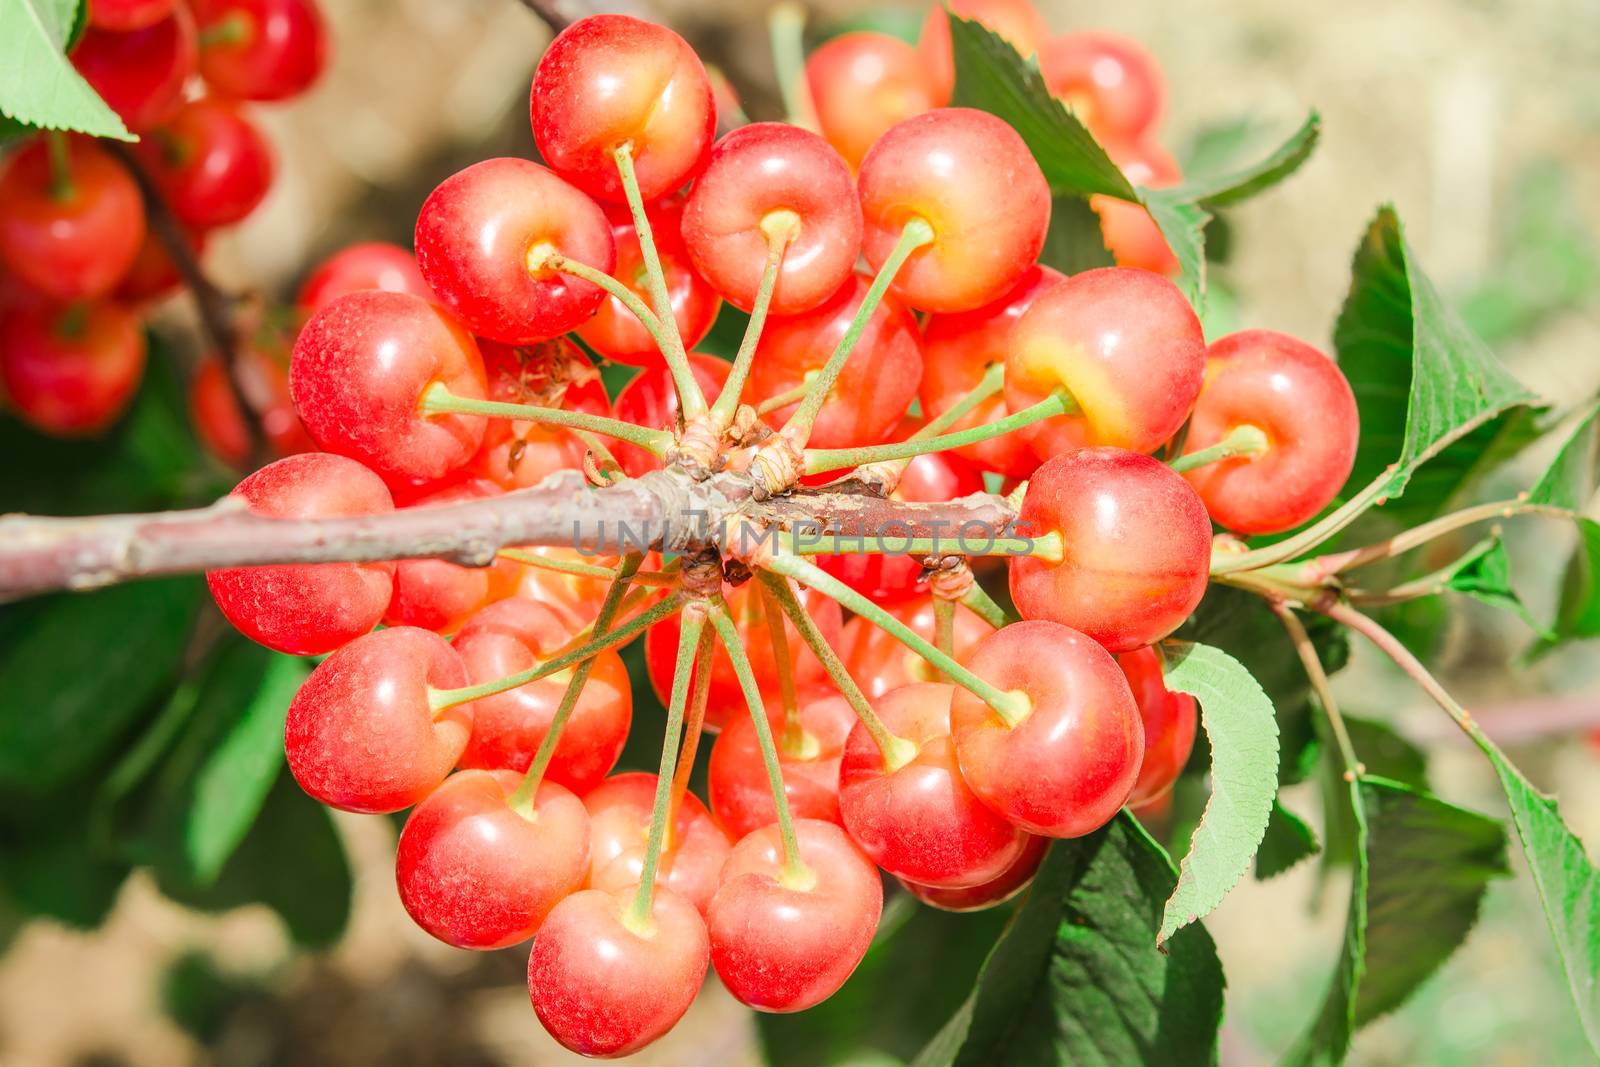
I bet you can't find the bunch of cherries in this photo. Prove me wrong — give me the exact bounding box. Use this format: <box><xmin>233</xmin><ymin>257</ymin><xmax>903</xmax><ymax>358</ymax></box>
<box><xmin>197</xmin><ymin>4</ymin><xmax>1359</xmax><ymax>1058</ymax></box>
<box><xmin>0</xmin><ymin>0</ymin><xmax>326</xmax><ymax>445</ymax></box>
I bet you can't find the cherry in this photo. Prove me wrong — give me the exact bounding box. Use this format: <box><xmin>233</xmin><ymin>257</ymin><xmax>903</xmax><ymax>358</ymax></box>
<box><xmin>452</xmin><ymin>597</ymin><xmax>632</xmax><ymax>795</ymax></box>
<box><xmin>900</xmin><ymin>830</ymin><xmax>1048</xmax><ymax>912</ymax></box>
<box><xmin>382</xmin><ymin>479</ymin><xmax>509</xmax><ymax>634</ymax></box>
<box><xmin>295</xmin><ymin>241</ymin><xmax>433</xmax><ymax>318</ymax></box>
<box><xmin>137</xmin><ymin>97</ymin><xmax>274</xmax><ymax>229</ymax></box>
<box><xmin>949</xmin><ymin>620</ymin><xmax>1143</xmax><ymax>837</ymax></box>
<box><xmin>189</xmin><ymin>346</ymin><xmax>314</xmax><ymax>466</ymax></box>
<box><xmin>71</xmin><ymin>7</ymin><xmax>197</xmax><ymax>130</ymax></box>
<box><xmin>838</xmin><ymin>681</ymin><xmax>1031</xmax><ymax>887</ymax></box>
<box><xmin>1093</xmin><ymin>142</ymin><xmax>1181</xmax><ymax>275</ymax></box>
<box><xmin>504</xmin><ymin>546</ymin><xmax>621</xmax><ymax>634</ymax></box>
<box><xmin>707</xmin><ymin>819</ymin><xmax>882</xmax><ymax>1013</ymax></box>
<box><xmin>1118</xmin><ymin>646</ymin><xmax>1198</xmax><ymax>806</ymax></box>
<box><xmin>290</xmin><ymin>289</ymin><xmax>487</xmax><ymax>488</ymax></box>
<box><xmin>530</xmin><ymin>15</ymin><xmax>716</xmax><ymax>203</ymax></box>
<box><xmin>918</xmin><ymin>0</ymin><xmax>1050</xmax><ymax>106</ymax></box>
<box><xmin>681</xmin><ymin>122</ymin><xmax>863</xmax><ymax>316</ymax></box>
<box><xmin>205</xmin><ymin>452</ymin><xmax>396</xmax><ymax>654</ymax></box>
<box><xmin>1180</xmin><ymin>329</ymin><xmax>1360</xmax><ymax>535</ymax></box>
<box><xmin>89</xmin><ymin>0</ymin><xmax>177</xmax><ymax>32</ymax></box>
<box><xmin>584</xmin><ymin>772</ymin><xmax>733</xmax><ymax>915</ymax></box>
<box><xmin>805</xmin><ymin>32</ymin><xmax>939</xmax><ymax>171</ymax></box>
<box><xmin>191</xmin><ymin>0</ymin><xmax>328</xmax><ymax>102</ymax></box>
<box><xmin>527</xmin><ymin>885</ymin><xmax>709</xmax><ymax>1057</ymax></box>
<box><xmin>0</xmin><ymin>137</ymin><xmax>146</xmax><ymax>303</ymax></box>
<box><xmin>1040</xmin><ymin>31</ymin><xmax>1166</xmax><ymax>144</ymax></box>
<box><xmin>707</xmin><ymin>687</ymin><xmax>857</xmax><ymax>840</ymax></box>
<box><xmin>396</xmin><ymin>770</ymin><xmax>589</xmax><ymax>950</ymax></box>
<box><xmin>747</xmin><ymin>272</ymin><xmax>924</xmax><ymax>450</ymax></box>
<box><xmin>284</xmin><ymin>626</ymin><xmax>472</xmax><ymax>813</ymax></box>
<box><xmin>1009</xmin><ymin>447</ymin><xmax>1211</xmax><ymax>652</ymax></box>
<box><xmin>841</xmin><ymin>595</ymin><xmax>996</xmax><ymax>702</ymax></box>
<box><xmin>414</xmin><ymin>158</ymin><xmax>615</xmax><ymax>345</ymax></box>
<box><xmin>1004</xmin><ymin>266</ymin><xmax>1205</xmax><ymax>459</ymax></box>
<box><xmin>118</xmin><ymin>224</ymin><xmax>207</xmax><ymax>304</ymax></box>
<box><xmin>575</xmin><ymin>206</ymin><xmax>721</xmax><ymax>365</ymax></box>
<box><xmin>612</xmin><ymin>352</ymin><xmax>732</xmax><ymax>479</ymax></box>
<box><xmin>0</xmin><ymin>302</ymin><xmax>146</xmax><ymax>436</ymax></box>
<box><xmin>857</xmin><ymin>108</ymin><xmax>1050</xmax><ymax>313</ymax></box>
<box><xmin>470</xmin><ymin>338</ymin><xmax>610</xmax><ymax>490</ymax></box>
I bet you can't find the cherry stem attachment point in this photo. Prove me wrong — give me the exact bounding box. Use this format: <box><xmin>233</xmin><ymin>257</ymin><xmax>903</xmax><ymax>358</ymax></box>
<box><xmin>197</xmin><ymin>10</ymin><xmax>252</xmax><ymax>47</ymax></box>
<box><xmin>1168</xmin><ymin>423</ymin><xmax>1269</xmax><ymax>474</ymax></box>
<box><xmin>419</xmin><ymin>382</ymin><xmax>673</xmax><ymax>454</ymax></box>
<box><xmin>711</xmin><ymin>211</ymin><xmax>799</xmax><ymax>426</ymax></box>
<box><xmin>530</xmin><ymin>245</ymin><xmax>663</xmax><ymax>334</ymax></box>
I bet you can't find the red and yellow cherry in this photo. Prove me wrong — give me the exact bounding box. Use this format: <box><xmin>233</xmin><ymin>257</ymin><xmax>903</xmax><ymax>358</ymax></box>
<box><xmin>575</xmin><ymin>207</ymin><xmax>721</xmax><ymax>365</ymax></box>
<box><xmin>746</xmin><ymin>272</ymin><xmax>924</xmax><ymax>450</ymax></box>
<box><xmin>900</xmin><ymin>830</ymin><xmax>1048</xmax><ymax>912</ymax></box>
<box><xmin>838</xmin><ymin>682</ymin><xmax>1031</xmax><ymax>887</ymax></box>
<box><xmin>1004</xmin><ymin>266</ymin><xmax>1206</xmax><ymax>458</ymax></box>
<box><xmin>1040</xmin><ymin>31</ymin><xmax>1166</xmax><ymax>144</ymax></box>
<box><xmin>452</xmin><ymin>597</ymin><xmax>633</xmax><ymax>795</ymax></box>
<box><xmin>857</xmin><ymin>108</ymin><xmax>1050</xmax><ymax>313</ymax></box>
<box><xmin>841</xmin><ymin>595</ymin><xmax>995</xmax><ymax>701</ymax></box>
<box><xmin>396</xmin><ymin>770</ymin><xmax>589</xmax><ymax>950</ymax></box>
<box><xmin>504</xmin><ymin>545</ymin><xmax>620</xmax><ymax>634</ymax></box>
<box><xmin>805</xmin><ymin>33</ymin><xmax>939</xmax><ymax>172</ymax></box>
<box><xmin>284</xmin><ymin>626</ymin><xmax>472</xmax><ymax>813</ymax></box>
<box><xmin>1118</xmin><ymin>645</ymin><xmax>1197</xmax><ymax>806</ymax></box>
<box><xmin>527</xmin><ymin>884</ymin><xmax>709</xmax><ymax>1057</ymax></box>
<box><xmin>414</xmin><ymin>158</ymin><xmax>615</xmax><ymax>345</ymax></box>
<box><xmin>0</xmin><ymin>137</ymin><xmax>146</xmax><ymax>303</ymax></box>
<box><xmin>949</xmin><ymin>620</ymin><xmax>1143</xmax><ymax>837</ymax></box>
<box><xmin>1180</xmin><ymin>329</ymin><xmax>1360</xmax><ymax>535</ymax></box>
<box><xmin>189</xmin><ymin>345</ymin><xmax>313</xmax><ymax>465</ymax></box>
<box><xmin>205</xmin><ymin>452</ymin><xmax>396</xmax><ymax>654</ymax></box>
<box><xmin>918</xmin><ymin>0</ymin><xmax>1050</xmax><ymax>106</ymax></box>
<box><xmin>530</xmin><ymin>15</ymin><xmax>715</xmax><ymax>203</ymax></box>
<box><xmin>117</xmin><ymin>224</ymin><xmax>206</xmax><ymax>304</ymax></box>
<box><xmin>681</xmin><ymin>122</ymin><xmax>863</xmax><ymax>316</ymax></box>
<box><xmin>0</xmin><ymin>302</ymin><xmax>146</xmax><ymax>436</ymax></box>
<box><xmin>1093</xmin><ymin>142</ymin><xmax>1180</xmax><ymax>275</ymax></box>
<box><xmin>295</xmin><ymin>241</ymin><xmax>432</xmax><ymax>319</ymax></box>
<box><xmin>612</xmin><ymin>351</ymin><xmax>732</xmax><ymax>478</ymax></box>
<box><xmin>71</xmin><ymin>8</ymin><xmax>196</xmax><ymax>130</ymax></box>
<box><xmin>191</xmin><ymin>0</ymin><xmax>328</xmax><ymax>102</ymax></box>
<box><xmin>1009</xmin><ymin>447</ymin><xmax>1211</xmax><ymax>652</ymax></box>
<box><xmin>707</xmin><ymin>688</ymin><xmax>857</xmax><ymax>840</ymax></box>
<box><xmin>583</xmin><ymin>773</ymin><xmax>733</xmax><ymax>915</ymax></box>
<box><xmin>290</xmin><ymin>289</ymin><xmax>488</xmax><ymax>488</ymax></box>
<box><xmin>89</xmin><ymin>0</ymin><xmax>176</xmax><ymax>31</ymax></box>
<box><xmin>381</xmin><ymin>479</ymin><xmax>509</xmax><ymax>634</ymax></box>
<box><xmin>470</xmin><ymin>338</ymin><xmax>610</xmax><ymax>490</ymax></box>
<box><xmin>707</xmin><ymin>819</ymin><xmax>882</xmax><ymax>1013</ymax></box>
<box><xmin>138</xmin><ymin>97</ymin><xmax>274</xmax><ymax>229</ymax></box>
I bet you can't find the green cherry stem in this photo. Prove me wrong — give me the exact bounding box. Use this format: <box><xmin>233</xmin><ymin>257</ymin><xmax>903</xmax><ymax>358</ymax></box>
<box><xmin>757</xmin><ymin>576</ymin><xmax>808</xmax><ymax>758</ymax></box>
<box><xmin>495</xmin><ymin>549</ymin><xmax>679</xmax><ymax>588</ymax></box>
<box><xmin>1271</xmin><ymin>601</ymin><xmax>1361</xmax><ymax>776</ymax></box>
<box><xmin>1167</xmin><ymin>423</ymin><xmax>1269</xmax><ymax>474</ymax></box>
<box><xmin>532</xmin><ymin>248</ymin><xmax>664</xmax><ymax>336</ymax></box>
<box><xmin>668</xmin><ymin>623</ymin><xmax>717</xmax><ymax>825</ymax></box>
<box><xmin>419</xmin><ymin>382</ymin><xmax>673</xmax><ymax>454</ymax></box>
<box><xmin>919</xmin><ymin>362</ymin><xmax>1006</xmax><ymax>438</ymax></box>
<box><xmin>1210</xmin><ymin>468</ymin><xmax>1397</xmax><ymax>576</ymax></box>
<box><xmin>771</xmin><ymin>529</ymin><xmax>1061</xmax><ymax>562</ymax></box>
<box><xmin>932</xmin><ymin>596</ymin><xmax>955</xmax><ymax>680</ymax></box>
<box><xmin>46</xmin><ymin>132</ymin><xmax>75</xmax><ymax>202</ymax></box>
<box><xmin>960</xmin><ymin>582</ymin><xmax>1013</xmax><ymax>629</ymax></box>
<box><xmin>755</xmin><ymin>379</ymin><xmax>813</xmax><ymax>417</ymax></box>
<box><xmin>767</xmin><ymin>2</ymin><xmax>820</xmax><ymax>131</ymax></box>
<box><xmin>710</xmin><ymin>212</ymin><xmax>799</xmax><ymax>426</ymax></box>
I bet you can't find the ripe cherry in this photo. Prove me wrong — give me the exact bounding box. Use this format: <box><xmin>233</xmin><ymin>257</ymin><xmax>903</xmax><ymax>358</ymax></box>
<box><xmin>138</xmin><ymin>98</ymin><xmax>274</xmax><ymax>229</ymax></box>
<box><xmin>382</xmin><ymin>479</ymin><xmax>509</xmax><ymax>634</ymax></box>
<box><xmin>89</xmin><ymin>0</ymin><xmax>177</xmax><ymax>32</ymax></box>
<box><xmin>191</xmin><ymin>0</ymin><xmax>328</xmax><ymax>102</ymax></box>
<box><xmin>841</xmin><ymin>595</ymin><xmax>996</xmax><ymax>702</ymax></box>
<box><xmin>0</xmin><ymin>137</ymin><xmax>146</xmax><ymax>303</ymax></box>
<box><xmin>0</xmin><ymin>302</ymin><xmax>146</xmax><ymax>436</ymax></box>
<box><xmin>1004</xmin><ymin>266</ymin><xmax>1205</xmax><ymax>458</ymax></box>
<box><xmin>1118</xmin><ymin>646</ymin><xmax>1198</xmax><ymax>806</ymax></box>
<box><xmin>1009</xmin><ymin>447</ymin><xmax>1211</xmax><ymax>652</ymax></box>
<box><xmin>530</xmin><ymin>15</ymin><xmax>715</xmax><ymax>203</ymax></box>
<box><xmin>504</xmin><ymin>546</ymin><xmax>621</xmax><ymax>634</ymax></box>
<box><xmin>838</xmin><ymin>682</ymin><xmax>1031</xmax><ymax>888</ymax></box>
<box><xmin>414</xmin><ymin>158</ymin><xmax>615</xmax><ymax>345</ymax></box>
<box><xmin>290</xmin><ymin>289</ymin><xmax>488</xmax><ymax>488</ymax></box>
<box><xmin>527</xmin><ymin>885</ymin><xmax>709</xmax><ymax>1057</ymax></box>
<box><xmin>1093</xmin><ymin>142</ymin><xmax>1180</xmax><ymax>276</ymax></box>
<box><xmin>949</xmin><ymin>620</ymin><xmax>1143</xmax><ymax>837</ymax></box>
<box><xmin>1040</xmin><ymin>31</ymin><xmax>1166</xmax><ymax>144</ymax></box>
<box><xmin>584</xmin><ymin>773</ymin><xmax>733</xmax><ymax>915</ymax></box>
<box><xmin>205</xmin><ymin>452</ymin><xmax>395</xmax><ymax>654</ymax></box>
<box><xmin>612</xmin><ymin>352</ymin><xmax>732</xmax><ymax>479</ymax></box>
<box><xmin>118</xmin><ymin>224</ymin><xmax>206</xmax><ymax>304</ymax></box>
<box><xmin>189</xmin><ymin>346</ymin><xmax>314</xmax><ymax>466</ymax></box>
<box><xmin>575</xmin><ymin>205</ymin><xmax>721</xmax><ymax>365</ymax></box>
<box><xmin>295</xmin><ymin>241</ymin><xmax>432</xmax><ymax>318</ymax></box>
<box><xmin>284</xmin><ymin>626</ymin><xmax>472</xmax><ymax>813</ymax></box>
<box><xmin>918</xmin><ymin>0</ymin><xmax>1050</xmax><ymax>106</ymax></box>
<box><xmin>396</xmin><ymin>770</ymin><xmax>589</xmax><ymax>950</ymax></box>
<box><xmin>471</xmin><ymin>338</ymin><xmax>610</xmax><ymax>490</ymax></box>
<box><xmin>707</xmin><ymin>819</ymin><xmax>882</xmax><ymax>1013</ymax></box>
<box><xmin>805</xmin><ymin>33</ymin><xmax>939</xmax><ymax>172</ymax></box>
<box><xmin>1180</xmin><ymin>329</ymin><xmax>1360</xmax><ymax>535</ymax></box>
<box><xmin>857</xmin><ymin>108</ymin><xmax>1050</xmax><ymax>313</ymax></box>
<box><xmin>900</xmin><ymin>830</ymin><xmax>1048</xmax><ymax>912</ymax></box>
<box><xmin>707</xmin><ymin>687</ymin><xmax>857</xmax><ymax>840</ymax></box>
<box><xmin>71</xmin><ymin>8</ymin><xmax>197</xmax><ymax>130</ymax></box>
<box><xmin>681</xmin><ymin>122</ymin><xmax>863</xmax><ymax>316</ymax></box>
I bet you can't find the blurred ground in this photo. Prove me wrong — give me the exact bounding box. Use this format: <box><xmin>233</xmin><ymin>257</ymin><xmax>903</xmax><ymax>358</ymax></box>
<box><xmin>4</xmin><ymin>0</ymin><xmax>1600</xmax><ymax>1064</ymax></box>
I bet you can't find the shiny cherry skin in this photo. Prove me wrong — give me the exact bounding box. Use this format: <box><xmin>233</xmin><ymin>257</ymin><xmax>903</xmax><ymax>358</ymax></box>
<box><xmin>575</xmin><ymin>207</ymin><xmax>720</xmax><ymax>365</ymax></box>
<box><xmin>290</xmin><ymin>289</ymin><xmax>488</xmax><ymax>489</ymax></box>
<box><xmin>839</xmin><ymin>682</ymin><xmax>1031</xmax><ymax>888</ymax></box>
<box><xmin>0</xmin><ymin>302</ymin><xmax>146</xmax><ymax>436</ymax></box>
<box><xmin>140</xmin><ymin>98</ymin><xmax>273</xmax><ymax>229</ymax></box>
<box><xmin>1010</xmin><ymin>447</ymin><xmax>1211</xmax><ymax>652</ymax></box>
<box><xmin>0</xmin><ymin>137</ymin><xmax>146</xmax><ymax>302</ymax></box>
<box><xmin>918</xmin><ymin>0</ymin><xmax>1050</xmax><ymax>106</ymax></box>
<box><xmin>527</xmin><ymin>884</ymin><xmax>709</xmax><ymax>1058</ymax></box>
<box><xmin>805</xmin><ymin>32</ymin><xmax>938</xmax><ymax>172</ymax></box>
<box><xmin>858</xmin><ymin>108</ymin><xmax>1050</xmax><ymax>313</ymax></box>
<box><xmin>708</xmin><ymin>819</ymin><xmax>882</xmax><ymax>1013</ymax></box>
<box><xmin>1040</xmin><ymin>31</ymin><xmax>1166</xmax><ymax>144</ymax></box>
<box><xmin>1118</xmin><ymin>646</ymin><xmax>1198</xmax><ymax>806</ymax></box>
<box><xmin>1005</xmin><ymin>266</ymin><xmax>1205</xmax><ymax>459</ymax></box>
<box><xmin>530</xmin><ymin>15</ymin><xmax>715</xmax><ymax>203</ymax></box>
<box><xmin>205</xmin><ymin>453</ymin><xmax>395</xmax><ymax>654</ymax></box>
<box><xmin>707</xmin><ymin>687</ymin><xmax>857</xmax><ymax>840</ymax></box>
<box><xmin>382</xmin><ymin>479</ymin><xmax>508</xmax><ymax>634</ymax></box>
<box><xmin>71</xmin><ymin>7</ymin><xmax>196</xmax><ymax>130</ymax></box>
<box><xmin>295</xmin><ymin>241</ymin><xmax>432</xmax><ymax>318</ymax></box>
<box><xmin>191</xmin><ymin>0</ymin><xmax>328</xmax><ymax>101</ymax></box>
<box><xmin>681</xmin><ymin>123</ymin><xmax>863</xmax><ymax>316</ymax></box>
<box><xmin>452</xmin><ymin>597</ymin><xmax>632</xmax><ymax>795</ymax></box>
<box><xmin>414</xmin><ymin>158</ymin><xmax>615</xmax><ymax>345</ymax></box>
<box><xmin>396</xmin><ymin>770</ymin><xmax>589</xmax><ymax>950</ymax></box>
<box><xmin>189</xmin><ymin>346</ymin><xmax>314</xmax><ymax>465</ymax></box>
<box><xmin>1181</xmin><ymin>329</ymin><xmax>1361</xmax><ymax>535</ymax></box>
<box><xmin>612</xmin><ymin>351</ymin><xmax>731</xmax><ymax>478</ymax></box>
<box><xmin>747</xmin><ymin>273</ymin><xmax>924</xmax><ymax>450</ymax></box>
<box><xmin>284</xmin><ymin>626</ymin><xmax>473</xmax><ymax>813</ymax></box>
<box><xmin>117</xmin><ymin>224</ymin><xmax>206</xmax><ymax>303</ymax></box>
<box><xmin>471</xmin><ymin>338</ymin><xmax>610</xmax><ymax>489</ymax></box>
<box><xmin>841</xmin><ymin>595</ymin><xmax>996</xmax><ymax>702</ymax></box>
<box><xmin>950</xmin><ymin>620</ymin><xmax>1143</xmax><ymax>837</ymax></box>
<box><xmin>583</xmin><ymin>773</ymin><xmax>733</xmax><ymax>915</ymax></box>
<box><xmin>900</xmin><ymin>831</ymin><xmax>1048</xmax><ymax>912</ymax></box>
<box><xmin>89</xmin><ymin>0</ymin><xmax>176</xmax><ymax>31</ymax></box>
<box><xmin>1093</xmin><ymin>142</ymin><xmax>1181</xmax><ymax>275</ymax></box>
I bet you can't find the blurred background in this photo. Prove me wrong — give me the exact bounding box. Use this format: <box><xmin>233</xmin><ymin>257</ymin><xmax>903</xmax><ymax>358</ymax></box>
<box><xmin>3</xmin><ymin>0</ymin><xmax>1599</xmax><ymax>1064</ymax></box>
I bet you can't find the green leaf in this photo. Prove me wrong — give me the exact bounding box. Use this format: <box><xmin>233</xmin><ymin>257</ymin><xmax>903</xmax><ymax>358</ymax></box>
<box><xmin>914</xmin><ymin>816</ymin><xmax>1224</xmax><ymax>1067</ymax></box>
<box><xmin>1038</xmin><ymin>195</ymin><xmax>1115</xmax><ymax>275</ymax></box>
<box><xmin>1538</xmin><ymin>518</ymin><xmax>1600</xmax><ymax>649</ymax></box>
<box><xmin>1159</xmin><ymin>642</ymin><xmax>1280</xmax><ymax>942</ymax></box>
<box><xmin>1440</xmin><ymin>534</ymin><xmax>1548</xmax><ymax>636</ymax></box>
<box><xmin>1143</xmin><ymin>190</ymin><xmax>1211</xmax><ymax>304</ymax></box>
<box><xmin>1340</xmin><ymin>715</ymin><xmax>1427</xmax><ymax>789</ymax></box>
<box><xmin>0</xmin><ymin>802</ymin><xmax>130</xmax><ymax>927</ymax></box>
<box><xmin>1256</xmin><ymin>801</ymin><xmax>1319</xmax><ymax>880</ymax></box>
<box><xmin>0</xmin><ymin>0</ymin><xmax>134</xmax><ymax>140</ymax></box>
<box><xmin>1181</xmin><ymin>112</ymin><xmax>1322</xmax><ymax>208</ymax></box>
<box><xmin>1528</xmin><ymin>400</ymin><xmax>1600</xmax><ymax>510</ymax></box>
